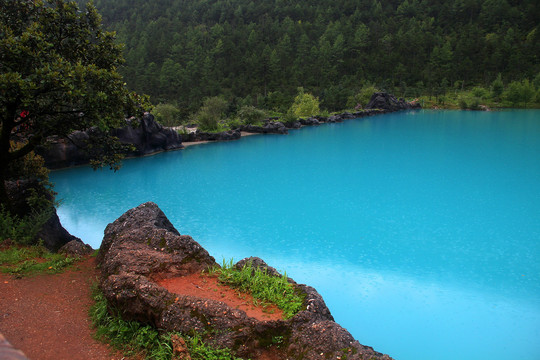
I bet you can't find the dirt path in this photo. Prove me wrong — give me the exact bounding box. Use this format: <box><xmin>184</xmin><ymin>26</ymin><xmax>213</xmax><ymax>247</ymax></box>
<box><xmin>0</xmin><ymin>256</ymin><xmax>285</xmax><ymax>360</ymax></box>
<box><xmin>0</xmin><ymin>256</ymin><xmax>115</xmax><ymax>360</ymax></box>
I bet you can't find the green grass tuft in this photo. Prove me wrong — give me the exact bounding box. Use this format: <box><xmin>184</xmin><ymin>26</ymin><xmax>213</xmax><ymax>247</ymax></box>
<box><xmin>90</xmin><ymin>284</ymin><xmax>245</xmax><ymax>360</ymax></box>
<box><xmin>0</xmin><ymin>244</ymin><xmax>78</xmax><ymax>277</ymax></box>
<box><xmin>210</xmin><ymin>259</ymin><xmax>305</xmax><ymax>319</ymax></box>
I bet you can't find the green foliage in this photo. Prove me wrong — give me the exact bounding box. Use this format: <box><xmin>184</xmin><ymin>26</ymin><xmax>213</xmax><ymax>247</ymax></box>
<box><xmin>347</xmin><ymin>85</ymin><xmax>379</xmax><ymax>109</ymax></box>
<box><xmin>90</xmin><ymin>286</ymin><xmax>243</xmax><ymax>360</ymax></box>
<box><xmin>187</xmin><ymin>335</ymin><xmax>243</xmax><ymax>360</ymax></box>
<box><xmin>0</xmin><ymin>204</ymin><xmax>52</xmax><ymax>245</ymax></box>
<box><xmin>152</xmin><ymin>103</ymin><xmax>182</xmax><ymax>127</ymax></box>
<box><xmin>195</xmin><ymin>97</ymin><xmax>228</xmax><ymax>132</ymax></box>
<box><xmin>0</xmin><ymin>0</ymin><xmax>147</xmax><ymax>207</ymax></box>
<box><xmin>504</xmin><ymin>79</ymin><xmax>536</xmax><ymax>106</ymax></box>
<box><xmin>263</xmin><ymin>91</ymin><xmax>292</xmax><ymax>113</ymax></box>
<box><xmin>0</xmin><ymin>244</ymin><xmax>78</xmax><ymax>277</ymax></box>
<box><xmin>237</xmin><ymin>106</ymin><xmax>266</xmax><ymax>125</ymax></box>
<box><xmin>80</xmin><ymin>0</ymin><xmax>539</xmax><ymax>114</ymax></box>
<box><xmin>471</xmin><ymin>86</ymin><xmax>489</xmax><ymax>100</ymax></box>
<box><xmin>491</xmin><ymin>73</ymin><xmax>504</xmax><ymax>100</ymax></box>
<box><xmin>290</xmin><ymin>88</ymin><xmax>320</xmax><ymax>118</ymax></box>
<box><xmin>210</xmin><ymin>259</ymin><xmax>305</xmax><ymax>319</ymax></box>
<box><xmin>280</xmin><ymin>110</ymin><xmax>299</xmax><ymax>126</ymax></box>
<box><xmin>6</xmin><ymin>142</ymin><xmax>49</xmax><ymax>182</ymax></box>
<box><xmin>533</xmin><ymin>73</ymin><xmax>540</xmax><ymax>90</ymax></box>
<box><xmin>224</xmin><ymin>117</ymin><xmax>242</xmax><ymax>130</ymax></box>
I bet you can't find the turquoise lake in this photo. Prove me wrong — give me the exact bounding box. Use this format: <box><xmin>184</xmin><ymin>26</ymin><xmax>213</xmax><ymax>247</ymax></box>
<box><xmin>51</xmin><ymin>109</ymin><xmax>540</xmax><ymax>360</ymax></box>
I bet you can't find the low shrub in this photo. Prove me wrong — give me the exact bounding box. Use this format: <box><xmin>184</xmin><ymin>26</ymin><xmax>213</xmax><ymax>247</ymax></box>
<box><xmin>152</xmin><ymin>103</ymin><xmax>183</xmax><ymax>127</ymax></box>
<box><xmin>0</xmin><ymin>205</ymin><xmax>52</xmax><ymax>245</ymax></box>
<box><xmin>290</xmin><ymin>88</ymin><xmax>320</xmax><ymax>117</ymax></box>
<box><xmin>237</xmin><ymin>106</ymin><xmax>266</xmax><ymax>125</ymax></box>
<box><xmin>195</xmin><ymin>97</ymin><xmax>228</xmax><ymax>132</ymax></box>
<box><xmin>209</xmin><ymin>259</ymin><xmax>305</xmax><ymax>319</ymax></box>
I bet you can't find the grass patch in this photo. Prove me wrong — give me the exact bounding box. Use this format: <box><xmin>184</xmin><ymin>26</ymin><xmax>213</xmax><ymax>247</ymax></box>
<box><xmin>0</xmin><ymin>205</ymin><xmax>52</xmax><ymax>246</ymax></box>
<box><xmin>0</xmin><ymin>243</ymin><xmax>78</xmax><ymax>277</ymax></box>
<box><xmin>90</xmin><ymin>285</ymin><xmax>245</xmax><ymax>360</ymax></box>
<box><xmin>209</xmin><ymin>259</ymin><xmax>305</xmax><ymax>319</ymax></box>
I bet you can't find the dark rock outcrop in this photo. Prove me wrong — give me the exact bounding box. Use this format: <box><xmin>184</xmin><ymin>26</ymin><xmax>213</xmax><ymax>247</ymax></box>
<box><xmin>299</xmin><ymin>117</ymin><xmax>321</xmax><ymax>126</ymax></box>
<box><xmin>366</xmin><ymin>92</ymin><xmax>421</xmax><ymax>111</ymax></box>
<box><xmin>35</xmin><ymin>209</ymin><xmax>83</xmax><ymax>252</ymax></box>
<box><xmin>39</xmin><ymin>113</ymin><xmax>183</xmax><ymax>169</ymax></box>
<box><xmin>181</xmin><ymin>129</ymin><xmax>241</xmax><ymax>142</ymax></box>
<box><xmin>98</xmin><ymin>202</ymin><xmax>393</xmax><ymax>360</ymax></box>
<box><xmin>239</xmin><ymin>121</ymin><xmax>288</xmax><ymax>134</ymax></box>
<box><xmin>283</xmin><ymin>120</ymin><xmax>302</xmax><ymax>129</ymax></box>
<box><xmin>112</xmin><ymin>113</ymin><xmax>183</xmax><ymax>156</ymax></box>
<box><xmin>5</xmin><ymin>179</ymin><xmax>82</xmax><ymax>252</ymax></box>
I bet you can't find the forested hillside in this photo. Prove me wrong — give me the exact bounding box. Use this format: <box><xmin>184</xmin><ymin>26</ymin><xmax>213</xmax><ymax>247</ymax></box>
<box><xmin>84</xmin><ymin>0</ymin><xmax>539</xmax><ymax>114</ymax></box>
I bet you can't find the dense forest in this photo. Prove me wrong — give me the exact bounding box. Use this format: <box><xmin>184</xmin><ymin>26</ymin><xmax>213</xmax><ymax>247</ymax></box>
<box><xmin>81</xmin><ymin>0</ymin><xmax>539</xmax><ymax>115</ymax></box>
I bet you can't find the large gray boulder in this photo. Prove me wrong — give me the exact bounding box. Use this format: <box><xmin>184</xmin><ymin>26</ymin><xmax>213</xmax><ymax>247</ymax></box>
<box><xmin>98</xmin><ymin>202</ymin><xmax>393</xmax><ymax>360</ymax></box>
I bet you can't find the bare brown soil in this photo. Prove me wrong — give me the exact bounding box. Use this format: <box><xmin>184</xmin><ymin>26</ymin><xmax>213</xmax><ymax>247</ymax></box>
<box><xmin>157</xmin><ymin>273</ymin><xmax>285</xmax><ymax>321</ymax></box>
<box><xmin>0</xmin><ymin>256</ymin><xmax>115</xmax><ymax>360</ymax></box>
<box><xmin>0</xmin><ymin>256</ymin><xmax>286</xmax><ymax>360</ymax></box>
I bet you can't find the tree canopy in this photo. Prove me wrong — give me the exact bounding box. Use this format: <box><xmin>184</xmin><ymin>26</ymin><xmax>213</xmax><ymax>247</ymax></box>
<box><xmin>0</xmin><ymin>0</ymin><xmax>147</xmax><ymax>208</ymax></box>
<box><xmin>81</xmin><ymin>0</ymin><xmax>538</xmax><ymax>114</ymax></box>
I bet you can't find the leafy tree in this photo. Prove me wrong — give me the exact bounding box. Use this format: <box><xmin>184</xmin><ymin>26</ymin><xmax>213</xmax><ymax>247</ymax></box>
<box><xmin>195</xmin><ymin>97</ymin><xmax>228</xmax><ymax>131</ymax></box>
<box><xmin>504</xmin><ymin>79</ymin><xmax>535</xmax><ymax>106</ymax></box>
<box><xmin>0</xmin><ymin>0</ymin><xmax>146</xmax><ymax>209</ymax></box>
<box><xmin>237</xmin><ymin>106</ymin><xmax>266</xmax><ymax>125</ymax></box>
<box><xmin>152</xmin><ymin>103</ymin><xmax>182</xmax><ymax>127</ymax></box>
<box><xmin>491</xmin><ymin>73</ymin><xmax>504</xmax><ymax>101</ymax></box>
<box><xmin>290</xmin><ymin>88</ymin><xmax>320</xmax><ymax>117</ymax></box>
<box><xmin>533</xmin><ymin>72</ymin><xmax>540</xmax><ymax>90</ymax></box>
<box><xmin>347</xmin><ymin>85</ymin><xmax>379</xmax><ymax>109</ymax></box>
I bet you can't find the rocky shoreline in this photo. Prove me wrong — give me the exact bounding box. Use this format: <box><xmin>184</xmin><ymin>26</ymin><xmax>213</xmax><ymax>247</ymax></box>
<box><xmin>40</xmin><ymin>92</ymin><xmax>420</xmax><ymax>169</ymax></box>
<box><xmin>97</xmin><ymin>202</ymin><xmax>394</xmax><ymax>360</ymax></box>
<box><xmin>6</xmin><ymin>92</ymin><xmax>419</xmax><ymax>358</ymax></box>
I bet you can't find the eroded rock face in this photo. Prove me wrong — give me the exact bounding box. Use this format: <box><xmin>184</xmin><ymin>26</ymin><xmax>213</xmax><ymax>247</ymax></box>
<box><xmin>98</xmin><ymin>202</ymin><xmax>393</xmax><ymax>360</ymax></box>
<box><xmin>113</xmin><ymin>113</ymin><xmax>183</xmax><ymax>156</ymax></box>
<box><xmin>39</xmin><ymin>113</ymin><xmax>183</xmax><ymax>169</ymax></box>
<box><xmin>239</xmin><ymin>121</ymin><xmax>288</xmax><ymax>134</ymax></box>
<box><xmin>366</xmin><ymin>92</ymin><xmax>421</xmax><ymax>111</ymax></box>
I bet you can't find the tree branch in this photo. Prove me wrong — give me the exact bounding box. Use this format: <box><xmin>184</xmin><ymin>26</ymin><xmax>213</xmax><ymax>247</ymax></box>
<box><xmin>7</xmin><ymin>134</ymin><xmax>43</xmax><ymax>161</ymax></box>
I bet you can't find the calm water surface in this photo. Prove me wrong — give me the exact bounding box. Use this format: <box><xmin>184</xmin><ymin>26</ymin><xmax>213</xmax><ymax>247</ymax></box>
<box><xmin>51</xmin><ymin>110</ymin><xmax>540</xmax><ymax>360</ymax></box>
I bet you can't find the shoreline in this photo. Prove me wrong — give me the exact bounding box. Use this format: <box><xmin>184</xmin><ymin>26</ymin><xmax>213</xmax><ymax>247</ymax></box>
<box><xmin>182</xmin><ymin>131</ymin><xmax>262</xmax><ymax>147</ymax></box>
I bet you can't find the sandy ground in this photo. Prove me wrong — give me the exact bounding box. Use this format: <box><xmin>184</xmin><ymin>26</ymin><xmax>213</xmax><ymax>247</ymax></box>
<box><xmin>182</xmin><ymin>131</ymin><xmax>261</xmax><ymax>148</ymax></box>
